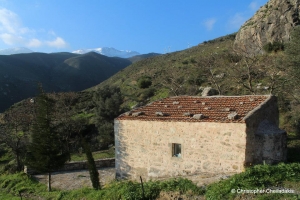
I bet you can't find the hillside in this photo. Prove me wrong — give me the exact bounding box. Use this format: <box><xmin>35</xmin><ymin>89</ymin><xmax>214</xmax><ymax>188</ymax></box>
<box><xmin>0</xmin><ymin>52</ymin><xmax>131</xmax><ymax>112</ymax></box>
<box><xmin>87</xmin><ymin>33</ymin><xmax>250</xmax><ymax>107</ymax></box>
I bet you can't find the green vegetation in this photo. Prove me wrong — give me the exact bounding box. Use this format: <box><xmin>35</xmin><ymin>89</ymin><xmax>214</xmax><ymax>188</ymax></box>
<box><xmin>287</xmin><ymin>132</ymin><xmax>300</xmax><ymax>163</ymax></box>
<box><xmin>137</xmin><ymin>76</ymin><xmax>152</xmax><ymax>89</ymax></box>
<box><xmin>70</xmin><ymin>149</ymin><xmax>115</xmax><ymax>161</ymax></box>
<box><xmin>81</xmin><ymin>135</ymin><xmax>100</xmax><ymax>190</ymax></box>
<box><xmin>1</xmin><ymin>163</ymin><xmax>299</xmax><ymax>199</ymax></box>
<box><xmin>263</xmin><ymin>41</ymin><xmax>285</xmax><ymax>53</ymax></box>
<box><xmin>0</xmin><ymin>173</ymin><xmax>204</xmax><ymax>200</ymax></box>
<box><xmin>93</xmin><ymin>86</ymin><xmax>124</xmax><ymax>149</ymax></box>
<box><xmin>25</xmin><ymin>86</ymin><xmax>69</xmax><ymax>191</ymax></box>
<box><xmin>1</xmin><ymin>7</ymin><xmax>300</xmax><ymax>199</ymax></box>
<box><xmin>205</xmin><ymin>163</ymin><xmax>300</xmax><ymax>200</ymax></box>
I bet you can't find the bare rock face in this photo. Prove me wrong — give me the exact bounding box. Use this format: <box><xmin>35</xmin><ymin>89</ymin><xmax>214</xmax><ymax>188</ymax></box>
<box><xmin>234</xmin><ymin>0</ymin><xmax>300</xmax><ymax>53</ymax></box>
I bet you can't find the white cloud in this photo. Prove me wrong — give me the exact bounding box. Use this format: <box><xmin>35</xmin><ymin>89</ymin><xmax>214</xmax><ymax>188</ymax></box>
<box><xmin>0</xmin><ymin>33</ymin><xmax>24</xmax><ymax>45</ymax></box>
<box><xmin>0</xmin><ymin>8</ymin><xmax>67</xmax><ymax>49</ymax></box>
<box><xmin>46</xmin><ymin>37</ymin><xmax>67</xmax><ymax>48</ymax></box>
<box><xmin>27</xmin><ymin>38</ymin><xmax>42</xmax><ymax>47</ymax></box>
<box><xmin>0</xmin><ymin>8</ymin><xmax>20</xmax><ymax>34</ymax></box>
<box><xmin>203</xmin><ymin>18</ymin><xmax>216</xmax><ymax>31</ymax></box>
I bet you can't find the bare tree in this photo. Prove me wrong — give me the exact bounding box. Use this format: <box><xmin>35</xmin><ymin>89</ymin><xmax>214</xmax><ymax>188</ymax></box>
<box><xmin>198</xmin><ymin>54</ymin><xmax>227</xmax><ymax>95</ymax></box>
<box><xmin>227</xmin><ymin>48</ymin><xmax>263</xmax><ymax>95</ymax></box>
<box><xmin>262</xmin><ymin>54</ymin><xmax>288</xmax><ymax>95</ymax></box>
<box><xmin>160</xmin><ymin>68</ymin><xmax>188</xmax><ymax>96</ymax></box>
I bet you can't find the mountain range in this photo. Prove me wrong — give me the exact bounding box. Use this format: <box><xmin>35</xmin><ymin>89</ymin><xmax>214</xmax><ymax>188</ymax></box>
<box><xmin>0</xmin><ymin>47</ymin><xmax>140</xmax><ymax>58</ymax></box>
<box><xmin>0</xmin><ymin>52</ymin><xmax>132</xmax><ymax>112</ymax></box>
<box><xmin>72</xmin><ymin>47</ymin><xmax>140</xmax><ymax>58</ymax></box>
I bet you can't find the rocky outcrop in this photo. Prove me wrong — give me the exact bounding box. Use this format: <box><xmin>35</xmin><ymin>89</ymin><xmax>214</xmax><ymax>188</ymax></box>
<box><xmin>234</xmin><ymin>0</ymin><xmax>300</xmax><ymax>53</ymax></box>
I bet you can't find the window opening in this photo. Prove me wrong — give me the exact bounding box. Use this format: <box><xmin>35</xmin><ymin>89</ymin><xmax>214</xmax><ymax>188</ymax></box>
<box><xmin>172</xmin><ymin>143</ymin><xmax>181</xmax><ymax>158</ymax></box>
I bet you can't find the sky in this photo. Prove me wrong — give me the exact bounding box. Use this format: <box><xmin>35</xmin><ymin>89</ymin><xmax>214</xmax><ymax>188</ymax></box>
<box><xmin>0</xmin><ymin>0</ymin><xmax>268</xmax><ymax>54</ymax></box>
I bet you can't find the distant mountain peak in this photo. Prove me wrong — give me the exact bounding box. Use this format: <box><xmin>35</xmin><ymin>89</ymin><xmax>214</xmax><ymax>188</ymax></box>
<box><xmin>0</xmin><ymin>47</ymin><xmax>33</xmax><ymax>55</ymax></box>
<box><xmin>72</xmin><ymin>47</ymin><xmax>140</xmax><ymax>58</ymax></box>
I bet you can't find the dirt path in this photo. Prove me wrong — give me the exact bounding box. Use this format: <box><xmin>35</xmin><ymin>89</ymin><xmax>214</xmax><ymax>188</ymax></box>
<box><xmin>33</xmin><ymin>167</ymin><xmax>115</xmax><ymax>190</ymax></box>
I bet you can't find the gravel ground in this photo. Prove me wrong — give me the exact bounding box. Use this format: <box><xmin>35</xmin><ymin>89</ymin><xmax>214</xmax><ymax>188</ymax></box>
<box><xmin>33</xmin><ymin>167</ymin><xmax>115</xmax><ymax>190</ymax></box>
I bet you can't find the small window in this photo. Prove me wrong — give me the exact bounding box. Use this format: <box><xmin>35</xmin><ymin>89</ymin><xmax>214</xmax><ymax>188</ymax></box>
<box><xmin>172</xmin><ymin>143</ymin><xmax>181</xmax><ymax>158</ymax></box>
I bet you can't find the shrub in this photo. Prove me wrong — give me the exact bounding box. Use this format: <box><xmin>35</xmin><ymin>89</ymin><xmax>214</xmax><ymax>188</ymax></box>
<box><xmin>263</xmin><ymin>42</ymin><xmax>284</xmax><ymax>53</ymax></box>
<box><xmin>182</xmin><ymin>59</ymin><xmax>189</xmax><ymax>64</ymax></box>
<box><xmin>137</xmin><ymin>76</ymin><xmax>152</xmax><ymax>89</ymax></box>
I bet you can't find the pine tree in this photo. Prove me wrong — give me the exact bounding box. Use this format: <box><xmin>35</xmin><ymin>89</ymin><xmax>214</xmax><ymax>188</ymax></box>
<box><xmin>25</xmin><ymin>85</ymin><xmax>69</xmax><ymax>192</ymax></box>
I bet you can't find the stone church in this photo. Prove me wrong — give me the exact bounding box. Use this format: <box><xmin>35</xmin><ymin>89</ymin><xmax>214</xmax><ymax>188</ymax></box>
<box><xmin>114</xmin><ymin>95</ymin><xmax>287</xmax><ymax>181</ymax></box>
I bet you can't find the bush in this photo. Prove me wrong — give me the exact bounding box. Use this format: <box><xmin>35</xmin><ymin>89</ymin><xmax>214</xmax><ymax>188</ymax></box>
<box><xmin>263</xmin><ymin>42</ymin><xmax>284</xmax><ymax>53</ymax></box>
<box><xmin>139</xmin><ymin>88</ymin><xmax>156</xmax><ymax>101</ymax></box>
<box><xmin>182</xmin><ymin>59</ymin><xmax>189</xmax><ymax>64</ymax></box>
<box><xmin>137</xmin><ymin>77</ymin><xmax>152</xmax><ymax>89</ymax></box>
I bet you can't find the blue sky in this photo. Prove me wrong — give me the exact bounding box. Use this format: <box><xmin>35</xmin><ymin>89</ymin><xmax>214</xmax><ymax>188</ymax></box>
<box><xmin>0</xmin><ymin>0</ymin><xmax>268</xmax><ymax>54</ymax></box>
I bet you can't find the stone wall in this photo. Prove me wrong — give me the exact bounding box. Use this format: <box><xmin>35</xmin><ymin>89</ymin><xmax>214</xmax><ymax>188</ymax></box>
<box><xmin>244</xmin><ymin>96</ymin><xmax>287</xmax><ymax>165</ymax></box>
<box><xmin>25</xmin><ymin>158</ymin><xmax>115</xmax><ymax>175</ymax></box>
<box><xmin>115</xmin><ymin>120</ymin><xmax>247</xmax><ymax>181</ymax></box>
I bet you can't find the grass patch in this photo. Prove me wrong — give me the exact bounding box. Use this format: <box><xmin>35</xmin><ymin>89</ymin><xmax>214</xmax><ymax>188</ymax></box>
<box><xmin>150</xmin><ymin>88</ymin><xmax>170</xmax><ymax>101</ymax></box>
<box><xmin>70</xmin><ymin>149</ymin><xmax>115</xmax><ymax>162</ymax></box>
<box><xmin>0</xmin><ymin>172</ymin><xmax>59</xmax><ymax>199</ymax></box>
<box><xmin>0</xmin><ymin>173</ymin><xmax>204</xmax><ymax>200</ymax></box>
<box><xmin>205</xmin><ymin>163</ymin><xmax>300</xmax><ymax>200</ymax></box>
<box><xmin>0</xmin><ymin>190</ymin><xmax>21</xmax><ymax>200</ymax></box>
<box><xmin>1</xmin><ymin>163</ymin><xmax>300</xmax><ymax>199</ymax></box>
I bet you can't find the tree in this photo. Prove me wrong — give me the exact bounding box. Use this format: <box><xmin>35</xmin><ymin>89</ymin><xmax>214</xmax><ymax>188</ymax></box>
<box><xmin>49</xmin><ymin>92</ymin><xmax>79</xmax><ymax>161</ymax></box>
<box><xmin>198</xmin><ymin>54</ymin><xmax>228</xmax><ymax>95</ymax></box>
<box><xmin>285</xmin><ymin>26</ymin><xmax>300</xmax><ymax>99</ymax></box>
<box><xmin>286</xmin><ymin>26</ymin><xmax>300</xmax><ymax>79</ymax></box>
<box><xmin>25</xmin><ymin>86</ymin><xmax>69</xmax><ymax>192</ymax></box>
<box><xmin>226</xmin><ymin>47</ymin><xmax>265</xmax><ymax>95</ymax></box>
<box><xmin>160</xmin><ymin>69</ymin><xmax>187</xmax><ymax>96</ymax></box>
<box><xmin>93</xmin><ymin>86</ymin><xmax>123</xmax><ymax>148</ymax></box>
<box><xmin>283</xmin><ymin>26</ymin><xmax>300</xmax><ymax>135</ymax></box>
<box><xmin>0</xmin><ymin>100</ymin><xmax>34</xmax><ymax>171</ymax></box>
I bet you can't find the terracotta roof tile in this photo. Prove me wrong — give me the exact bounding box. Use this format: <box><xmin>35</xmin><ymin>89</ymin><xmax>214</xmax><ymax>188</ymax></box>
<box><xmin>116</xmin><ymin>95</ymin><xmax>270</xmax><ymax>123</ymax></box>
